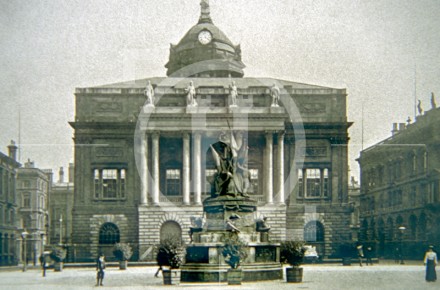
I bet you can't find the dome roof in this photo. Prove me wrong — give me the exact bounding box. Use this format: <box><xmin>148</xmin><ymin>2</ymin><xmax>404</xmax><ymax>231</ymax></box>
<box><xmin>165</xmin><ymin>1</ymin><xmax>245</xmax><ymax>78</ymax></box>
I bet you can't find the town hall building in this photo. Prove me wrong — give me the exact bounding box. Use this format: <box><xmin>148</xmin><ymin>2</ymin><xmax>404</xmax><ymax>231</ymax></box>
<box><xmin>70</xmin><ymin>1</ymin><xmax>353</xmax><ymax>261</ymax></box>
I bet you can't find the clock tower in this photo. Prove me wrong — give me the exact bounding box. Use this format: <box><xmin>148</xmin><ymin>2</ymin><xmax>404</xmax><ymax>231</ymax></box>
<box><xmin>165</xmin><ymin>0</ymin><xmax>245</xmax><ymax>77</ymax></box>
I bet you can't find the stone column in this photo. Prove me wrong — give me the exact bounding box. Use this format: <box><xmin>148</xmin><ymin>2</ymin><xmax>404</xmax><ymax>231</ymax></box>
<box><xmin>264</xmin><ymin>132</ymin><xmax>273</xmax><ymax>204</ymax></box>
<box><xmin>193</xmin><ymin>132</ymin><xmax>202</xmax><ymax>205</ymax></box>
<box><xmin>277</xmin><ymin>131</ymin><xmax>285</xmax><ymax>204</ymax></box>
<box><xmin>182</xmin><ymin>132</ymin><xmax>190</xmax><ymax>205</ymax></box>
<box><xmin>152</xmin><ymin>132</ymin><xmax>160</xmax><ymax>205</ymax></box>
<box><xmin>140</xmin><ymin>133</ymin><xmax>148</xmax><ymax>205</ymax></box>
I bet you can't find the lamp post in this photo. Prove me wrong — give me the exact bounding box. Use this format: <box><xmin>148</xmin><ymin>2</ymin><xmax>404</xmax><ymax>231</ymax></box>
<box><xmin>398</xmin><ymin>226</ymin><xmax>406</xmax><ymax>265</ymax></box>
<box><xmin>21</xmin><ymin>231</ymin><xmax>28</xmax><ymax>272</ymax></box>
<box><xmin>59</xmin><ymin>215</ymin><xmax>63</xmax><ymax>245</ymax></box>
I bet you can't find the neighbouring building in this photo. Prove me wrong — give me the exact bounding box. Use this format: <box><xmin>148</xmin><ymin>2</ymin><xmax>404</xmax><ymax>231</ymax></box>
<box><xmin>357</xmin><ymin>99</ymin><xmax>440</xmax><ymax>259</ymax></box>
<box><xmin>70</xmin><ymin>1</ymin><xmax>353</xmax><ymax>261</ymax></box>
<box><xmin>49</xmin><ymin>164</ymin><xmax>74</xmax><ymax>260</ymax></box>
<box><xmin>16</xmin><ymin>159</ymin><xmax>51</xmax><ymax>265</ymax></box>
<box><xmin>0</xmin><ymin>141</ymin><xmax>21</xmax><ymax>266</ymax></box>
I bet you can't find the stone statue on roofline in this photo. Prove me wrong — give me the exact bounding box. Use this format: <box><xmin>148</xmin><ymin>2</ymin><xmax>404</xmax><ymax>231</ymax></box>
<box><xmin>270</xmin><ymin>83</ymin><xmax>280</xmax><ymax>107</ymax></box>
<box><xmin>229</xmin><ymin>81</ymin><xmax>238</xmax><ymax>107</ymax></box>
<box><xmin>185</xmin><ymin>81</ymin><xmax>198</xmax><ymax>107</ymax></box>
<box><xmin>144</xmin><ymin>80</ymin><xmax>155</xmax><ymax>107</ymax></box>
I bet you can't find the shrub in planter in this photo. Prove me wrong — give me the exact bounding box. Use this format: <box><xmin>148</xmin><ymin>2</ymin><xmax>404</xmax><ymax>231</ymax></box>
<box><xmin>222</xmin><ymin>234</ymin><xmax>248</xmax><ymax>285</ymax></box>
<box><xmin>280</xmin><ymin>240</ymin><xmax>305</xmax><ymax>283</ymax></box>
<box><xmin>157</xmin><ymin>237</ymin><xmax>185</xmax><ymax>285</ymax></box>
<box><xmin>50</xmin><ymin>246</ymin><xmax>66</xmax><ymax>272</ymax></box>
<box><xmin>113</xmin><ymin>243</ymin><xmax>133</xmax><ymax>270</ymax></box>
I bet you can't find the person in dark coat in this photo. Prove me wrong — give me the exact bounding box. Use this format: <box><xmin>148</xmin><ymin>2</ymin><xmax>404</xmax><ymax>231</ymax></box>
<box><xmin>39</xmin><ymin>254</ymin><xmax>47</xmax><ymax>277</ymax></box>
<box><xmin>424</xmin><ymin>246</ymin><xmax>438</xmax><ymax>282</ymax></box>
<box><xmin>365</xmin><ymin>246</ymin><xmax>373</xmax><ymax>266</ymax></box>
<box><xmin>154</xmin><ymin>247</ymin><xmax>169</xmax><ymax>277</ymax></box>
<box><xmin>96</xmin><ymin>254</ymin><xmax>106</xmax><ymax>286</ymax></box>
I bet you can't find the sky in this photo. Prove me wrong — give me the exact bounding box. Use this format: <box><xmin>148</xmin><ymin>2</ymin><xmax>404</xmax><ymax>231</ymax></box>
<box><xmin>1</xmin><ymin>0</ymin><xmax>440</xmax><ymax>181</ymax></box>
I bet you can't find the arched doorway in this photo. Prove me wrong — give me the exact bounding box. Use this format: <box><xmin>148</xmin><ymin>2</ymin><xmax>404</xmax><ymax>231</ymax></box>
<box><xmin>303</xmin><ymin>221</ymin><xmax>325</xmax><ymax>258</ymax></box>
<box><xmin>98</xmin><ymin>223</ymin><xmax>120</xmax><ymax>259</ymax></box>
<box><xmin>160</xmin><ymin>221</ymin><xmax>182</xmax><ymax>244</ymax></box>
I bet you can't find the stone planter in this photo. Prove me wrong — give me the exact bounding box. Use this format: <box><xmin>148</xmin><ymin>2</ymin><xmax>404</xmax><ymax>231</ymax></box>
<box><xmin>119</xmin><ymin>260</ymin><xmax>128</xmax><ymax>270</ymax></box>
<box><xmin>285</xmin><ymin>266</ymin><xmax>303</xmax><ymax>283</ymax></box>
<box><xmin>227</xmin><ymin>268</ymin><xmax>243</xmax><ymax>285</ymax></box>
<box><xmin>54</xmin><ymin>262</ymin><xmax>63</xmax><ymax>272</ymax></box>
<box><xmin>342</xmin><ymin>257</ymin><xmax>352</xmax><ymax>266</ymax></box>
<box><xmin>163</xmin><ymin>269</ymin><xmax>181</xmax><ymax>285</ymax></box>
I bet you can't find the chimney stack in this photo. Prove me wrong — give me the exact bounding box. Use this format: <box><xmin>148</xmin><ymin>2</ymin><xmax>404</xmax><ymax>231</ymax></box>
<box><xmin>58</xmin><ymin>167</ymin><xmax>64</xmax><ymax>183</ymax></box>
<box><xmin>7</xmin><ymin>140</ymin><xmax>18</xmax><ymax>161</ymax></box>
<box><xmin>68</xmin><ymin>162</ymin><xmax>74</xmax><ymax>183</ymax></box>
<box><xmin>398</xmin><ymin>123</ymin><xmax>406</xmax><ymax>131</ymax></box>
<box><xmin>391</xmin><ymin>123</ymin><xmax>398</xmax><ymax>135</ymax></box>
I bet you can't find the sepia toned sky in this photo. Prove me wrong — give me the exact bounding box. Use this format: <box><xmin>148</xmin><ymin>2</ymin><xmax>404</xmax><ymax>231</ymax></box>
<box><xmin>1</xmin><ymin>0</ymin><xmax>440</xmax><ymax>181</ymax></box>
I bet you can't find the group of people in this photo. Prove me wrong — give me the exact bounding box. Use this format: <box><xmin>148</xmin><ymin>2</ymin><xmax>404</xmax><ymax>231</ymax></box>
<box><xmin>37</xmin><ymin>245</ymin><xmax>437</xmax><ymax>285</ymax></box>
<box><xmin>356</xmin><ymin>244</ymin><xmax>374</xmax><ymax>266</ymax></box>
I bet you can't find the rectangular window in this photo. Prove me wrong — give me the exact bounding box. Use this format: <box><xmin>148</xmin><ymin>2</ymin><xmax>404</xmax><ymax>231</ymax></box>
<box><xmin>94</xmin><ymin>170</ymin><xmax>100</xmax><ymax>199</ymax></box>
<box><xmin>297</xmin><ymin>169</ymin><xmax>303</xmax><ymax>197</ymax></box>
<box><xmin>23</xmin><ymin>194</ymin><xmax>30</xmax><ymax>207</ymax></box>
<box><xmin>102</xmin><ymin>169</ymin><xmax>117</xmax><ymax>198</ymax></box>
<box><xmin>305</xmin><ymin>169</ymin><xmax>321</xmax><ymax>197</ymax></box>
<box><xmin>93</xmin><ymin>168</ymin><xmax>126</xmax><ymax>200</ymax></box>
<box><xmin>166</xmin><ymin>169</ymin><xmax>181</xmax><ymax>196</ymax></box>
<box><xmin>249</xmin><ymin>169</ymin><xmax>259</xmax><ymax>194</ymax></box>
<box><xmin>205</xmin><ymin>169</ymin><xmax>216</xmax><ymax>194</ymax></box>
<box><xmin>323</xmin><ymin>169</ymin><xmax>329</xmax><ymax>197</ymax></box>
<box><xmin>120</xmin><ymin>169</ymin><xmax>126</xmax><ymax>198</ymax></box>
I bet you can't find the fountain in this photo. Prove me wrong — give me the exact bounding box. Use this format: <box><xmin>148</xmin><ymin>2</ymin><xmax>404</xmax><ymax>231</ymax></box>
<box><xmin>181</xmin><ymin>132</ymin><xmax>282</xmax><ymax>282</ymax></box>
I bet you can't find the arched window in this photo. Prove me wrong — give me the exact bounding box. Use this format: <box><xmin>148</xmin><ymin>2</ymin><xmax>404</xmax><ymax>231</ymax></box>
<box><xmin>160</xmin><ymin>221</ymin><xmax>182</xmax><ymax>244</ymax></box>
<box><xmin>304</xmin><ymin>221</ymin><xmax>324</xmax><ymax>242</ymax></box>
<box><xmin>99</xmin><ymin>223</ymin><xmax>120</xmax><ymax>245</ymax></box>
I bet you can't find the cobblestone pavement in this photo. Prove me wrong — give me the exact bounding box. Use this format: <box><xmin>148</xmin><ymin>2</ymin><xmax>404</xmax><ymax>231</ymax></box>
<box><xmin>0</xmin><ymin>262</ymin><xmax>438</xmax><ymax>290</ymax></box>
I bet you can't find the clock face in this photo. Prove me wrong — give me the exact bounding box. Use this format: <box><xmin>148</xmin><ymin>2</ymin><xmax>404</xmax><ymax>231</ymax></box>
<box><xmin>198</xmin><ymin>30</ymin><xmax>212</xmax><ymax>45</ymax></box>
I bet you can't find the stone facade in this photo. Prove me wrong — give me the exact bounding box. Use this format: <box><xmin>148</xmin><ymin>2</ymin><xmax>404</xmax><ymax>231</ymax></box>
<box><xmin>16</xmin><ymin>159</ymin><xmax>51</xmax><ymax>265</ymax></box>
<box><xmin>357</xmin><ymin>104</ymin><xmax>440</xmax><ymax>259</ymax></box>
<box><xmin>49</xmin><ymin>165</ymin><xmax>74</xmax><ymax>257</ymax></box>
<box><xmin>0</xmin><ymin>141</ymin><xmax>21</xmax><ymax>266</ymax></box>
<box><xmin>70</xmin><ymin>1</ymin><xmax>352</xmax><ymax>261</ymax></box>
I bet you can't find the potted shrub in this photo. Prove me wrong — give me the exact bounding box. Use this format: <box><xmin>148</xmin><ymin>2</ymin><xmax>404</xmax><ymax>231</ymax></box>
<box><xmin>50</xmin><ymin>246</ymin><xmax>67</xmax><ymax>272</ymax></box>
<box><xmin>221</xmin><ymin>234</ymin><xmax>248</xmax><ymax>285</ymax></box>
<box><xmin>157</xmin><ymin>238</ymin><xmax>185</xmax><ymax>285</ymax></box>
<box><xmin>280</xmin><ymin>240</ymin><xmax>305</xmax><ymax>283</ymax></box>
<box><xmin>113</xmin><ymin>243</ymin><xmax>133</xmax><ymax>270</ymax></box>
<box><xmin>339</xmin><ymin>243</ymin><xmax>355</xmax><ymax>266</ymax></box>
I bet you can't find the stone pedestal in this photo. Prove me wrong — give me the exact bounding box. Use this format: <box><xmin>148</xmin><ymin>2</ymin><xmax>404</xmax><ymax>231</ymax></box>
<box><xmin>181</xmin><ymin>195</ymin><xmax>282</xmax><ymax>282</ymax></box>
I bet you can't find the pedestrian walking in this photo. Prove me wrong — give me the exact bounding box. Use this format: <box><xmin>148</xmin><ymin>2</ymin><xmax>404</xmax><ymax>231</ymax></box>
<box><xmin>96</xmin><ymin>254</ymin><xmax>106</xmax><ymax>286</ymax></box>
<box><xmin>39</xmin><ymin>254</ymin><xmax>47</xmax><ymax>277</ymax></box>
<box><xmin>365</xmin><ymin>246</ymin><xmax>373</xmax><ymax>266</ymax></box>
<box><xmin>394</xmin><ymin>247</ymin><xmax>400</xmax><ymax>264</ymax></box>
<box><xmin>356</xmin><ymin>244</ymin><xmax>364</xmax><ymax>266</ymax></box>
<box><xmin>154</xmin><ymin>247</ymin><xmax>168</xmax><ymax>278</ymax></box>
<box><xmin>424</xmin><ymin>246</ymin><xmax>437</xmax><ymax>282</ymax></box>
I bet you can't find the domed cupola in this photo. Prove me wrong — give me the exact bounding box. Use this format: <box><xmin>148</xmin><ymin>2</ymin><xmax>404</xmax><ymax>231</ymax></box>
<box><xmin>165</xmin><ymin>0</ymin><xmax>245</xmax><ymax>78</ymax></box>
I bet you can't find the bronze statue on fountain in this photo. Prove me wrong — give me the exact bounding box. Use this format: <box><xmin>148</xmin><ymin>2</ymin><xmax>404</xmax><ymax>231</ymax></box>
<box><xmin>181</xmin><ymin>131</ymin><xmax>281</xmax><ymax>283</ymax></box>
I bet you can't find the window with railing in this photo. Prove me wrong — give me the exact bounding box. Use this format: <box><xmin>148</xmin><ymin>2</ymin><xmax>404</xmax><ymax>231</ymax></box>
<box><xmin>166</xmin><ymin>169</ymin><xmax>181</xmax><ymax>196</ymax></box>
<box><xmin>297</xmin><ymin>168</ymin><xmax>330</xmax><ymax>198</ymax></box>
<box><xmin>93</xmin><ymin>169</ymin><xmax>126</xmax><ymax>200</ymax></box>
